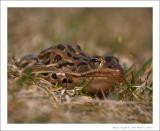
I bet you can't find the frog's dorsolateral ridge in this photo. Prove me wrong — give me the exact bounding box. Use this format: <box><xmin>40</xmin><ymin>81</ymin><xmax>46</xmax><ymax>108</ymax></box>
<box><xmin>18</xmin><ymin>43</ymin><xmax>124</xmax><ymax>95</ymax></box>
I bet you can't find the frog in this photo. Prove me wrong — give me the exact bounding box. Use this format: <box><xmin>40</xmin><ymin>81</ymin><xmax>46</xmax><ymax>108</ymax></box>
<box><xmin>18</xmin><ymin>43</ymin><xmax>124</xmax><ymax>96</ymax></box>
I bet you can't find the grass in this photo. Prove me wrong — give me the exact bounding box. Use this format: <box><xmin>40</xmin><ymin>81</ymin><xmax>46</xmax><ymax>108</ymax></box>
<box><xmin>17</xmin><ymin>69</ymin><xmax>33</xmax><ymax>86</ymax></box>
<box><xmin>114</xmin><ymin>58</ymin><xmax>152</xmax><ymax>102</ymax></box>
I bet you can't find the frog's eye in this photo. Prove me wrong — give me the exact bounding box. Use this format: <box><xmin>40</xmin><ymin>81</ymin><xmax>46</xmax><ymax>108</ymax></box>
<box><xmin>90</xmin><ymin>57</ymin><xmax>101</xmax><ymax>68</ymax></box>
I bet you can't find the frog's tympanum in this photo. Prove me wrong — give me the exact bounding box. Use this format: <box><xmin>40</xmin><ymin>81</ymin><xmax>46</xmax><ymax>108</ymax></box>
<box><xmin>18</xmin><ymin>43</ymin><xmax>124</xmax><ymax>96</ymax></box>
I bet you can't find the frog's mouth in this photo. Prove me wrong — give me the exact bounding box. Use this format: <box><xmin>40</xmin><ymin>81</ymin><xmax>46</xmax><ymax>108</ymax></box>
<box><xmin>27</xmin><ymin>64</ymin><xmax>124</xmax><ymax>83</ymax></box>
<box><xmin>66</xmin><ymin>67</ymin><xmax>124</xmax><ymax>83</ymax></box>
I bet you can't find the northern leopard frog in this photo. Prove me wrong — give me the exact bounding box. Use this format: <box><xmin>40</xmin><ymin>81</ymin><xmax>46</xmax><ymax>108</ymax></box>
<box><xmin>18</xmin><ymin>43</ymin><xmax>124</xmax><ymax>95</ymax></box>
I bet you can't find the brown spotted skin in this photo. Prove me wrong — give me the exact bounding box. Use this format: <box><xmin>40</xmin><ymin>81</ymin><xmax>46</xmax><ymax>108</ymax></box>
<box><xmin>37</xmin><ymin>44</ymin><xmax>94</xmax><ymax>73</ymax></box>
<box><xmin>18</xmin><ymin>43</ymin><xmax>124</xmax><ymax>95</ymax></box>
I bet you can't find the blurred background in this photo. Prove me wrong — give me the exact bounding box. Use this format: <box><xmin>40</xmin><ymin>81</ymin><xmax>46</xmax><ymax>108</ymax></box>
<box><xmin>8</xmin><ymin>8</ymin><xmax>152</xmax><ymax>68</ymax></box>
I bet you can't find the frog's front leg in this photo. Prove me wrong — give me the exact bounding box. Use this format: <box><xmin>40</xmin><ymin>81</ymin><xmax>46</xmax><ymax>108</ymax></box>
<box><xmin>18</xmin><ymin>54</ymin><xmax>41</xmax><ymax>70</ymax></box>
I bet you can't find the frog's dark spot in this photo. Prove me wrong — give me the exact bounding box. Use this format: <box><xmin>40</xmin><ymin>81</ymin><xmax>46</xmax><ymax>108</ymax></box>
<box><xmin>38</xmin><ymin>53</ymin><xmax>50</xmax><ymax>62</ymax></box>
<box><xmin>83</xmin><ymin>57</ymin><xmax>90</xmax><ymax>61</ymax></box>
<box><xmin>41</xmin><ymin>73</ymin><xmax>49</xmax><ymax>76</ymax></box>
<box><xmin>19</xmin><ymin>54</ymin><xmax>39</xmax><ymax>68</ymax></box>
<box><xmin>77</xmin><ymin>62</ymin><xmax>89</xmax><ymax>73</ymax></box>
<box><xmin>44</xmin><ymin>58</ymin><xmax>50</xmax><ymax>65</ymax></box>
<box><xmin>77</xmin><ymin>62</ymin><xmax>87</xmax><ymax>67</ymax></box>
<box><xmin>20</xmin><ymin>54</ymin><xmax>38</xmax><ymax>61</ymax></box>
<box><xmin>54</xmin><ymin>55</ymin><xmax>62</xmax><ymax>62</ymax></box>
<box><xmin>57</xmin><ymin>44</ymin><xmax>65</xmax><ymax>51</ymax></box>
<box><xmin>67</xmin><ymin>45</ymin><xmax>76</xmax><ymax>53</ymax></box>
<box><xmin>51</xmin><ymin>73</ymin><xmax>57</xmax><ymax>79</ymax></box>
<box><xmin>38</xmin><ymin>47</ymin><xmax>53</xmax><ymax>57</ymax></box>
<box><xmin>67</xmin><ymin>52</ymin><xmax>72</xmax><ymax>57</ymax></box>
<box><xmin>19</xmin><ymin>62</ymin><xmax>29</xmax><ymax>69</ymax></box>
<box><xmin>72</xmin><ymin>55</ymin><xmax>80</xmax><ymax>60</ymax></box>
<box><xmin>62</xmin><ymin>78</ymin><xmax>72</xmax><ymax>83</ymax></box>
<box><xmin>80</xmin><ymin>51</ymin><xmax>86</xmax><ymax>57</ymax></box>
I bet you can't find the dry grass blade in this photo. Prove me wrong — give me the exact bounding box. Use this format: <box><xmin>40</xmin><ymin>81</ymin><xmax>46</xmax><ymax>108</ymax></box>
<box><xmin>33</xmin><ymin>78</ymin><xmax>60</xmax><ymax>104</ymax></box>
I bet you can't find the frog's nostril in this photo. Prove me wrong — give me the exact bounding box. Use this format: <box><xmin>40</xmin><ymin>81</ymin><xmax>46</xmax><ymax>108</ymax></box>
<box><xmin>113</xmin><ymin>64</ymin><xmax>124</xmax><ymax>73</ymax></box>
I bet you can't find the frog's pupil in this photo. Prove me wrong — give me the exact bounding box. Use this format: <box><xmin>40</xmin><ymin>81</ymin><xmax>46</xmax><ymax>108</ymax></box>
<box><xmin>80</xmin><ymin>51</ymin><xmax>86</xmax><ymax>57</ymax></box>
<box><xmin>90</xmin><ymin>58</ymin><xmax>101</xmax><ymax>67</ymax></box>
<box><xmin>92</xmin><ymin>58</ymin><xmax>99</xmax><ymax>63</ymax></box>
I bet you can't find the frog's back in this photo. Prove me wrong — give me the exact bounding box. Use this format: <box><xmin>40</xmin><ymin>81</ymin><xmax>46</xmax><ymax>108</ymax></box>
<box><xmin>37</xmin><ymin>43</ymin><xmax>92</xmax><ymax>72</ymax></box>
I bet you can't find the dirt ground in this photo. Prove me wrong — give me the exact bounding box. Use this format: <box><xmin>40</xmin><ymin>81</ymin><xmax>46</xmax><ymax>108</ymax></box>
<box><xmin>8</xmin><ymin>8</ymin><xmax>152</xmax><ymax>123</ymax></box>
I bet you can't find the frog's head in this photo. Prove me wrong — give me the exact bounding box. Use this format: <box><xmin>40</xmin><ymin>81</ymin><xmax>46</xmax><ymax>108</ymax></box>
<box><xmin>89</xmin><ymin>55</ymin><xmax>123</xmax><ymax>73</ymax></box>
<box><xmin>104</xmin><ymin>55</ymin><xmax>123</xmax><ymax>73</ymax></box>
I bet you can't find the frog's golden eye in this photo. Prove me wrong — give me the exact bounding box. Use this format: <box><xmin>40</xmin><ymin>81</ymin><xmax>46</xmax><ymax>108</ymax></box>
<box><xmin>91</xmin><ymin>58</ymin><xmax>100</xmax><ymax>65</ymax></box>
<box><xmin>90</xmin><ymin>56</ymin><xmax>103</xmax><ymax>68</ymax></box>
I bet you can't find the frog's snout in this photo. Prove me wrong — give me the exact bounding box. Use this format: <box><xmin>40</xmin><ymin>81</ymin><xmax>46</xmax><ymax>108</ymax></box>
<box><xmin>112</xmin><ymin>64</ymin><xmax>124</xmax><ymax>73</ymax></box>
<box><xmin>104</xmin><ymin>55</ymin><xmax>123</xmax><ymax>74</ymax></box>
